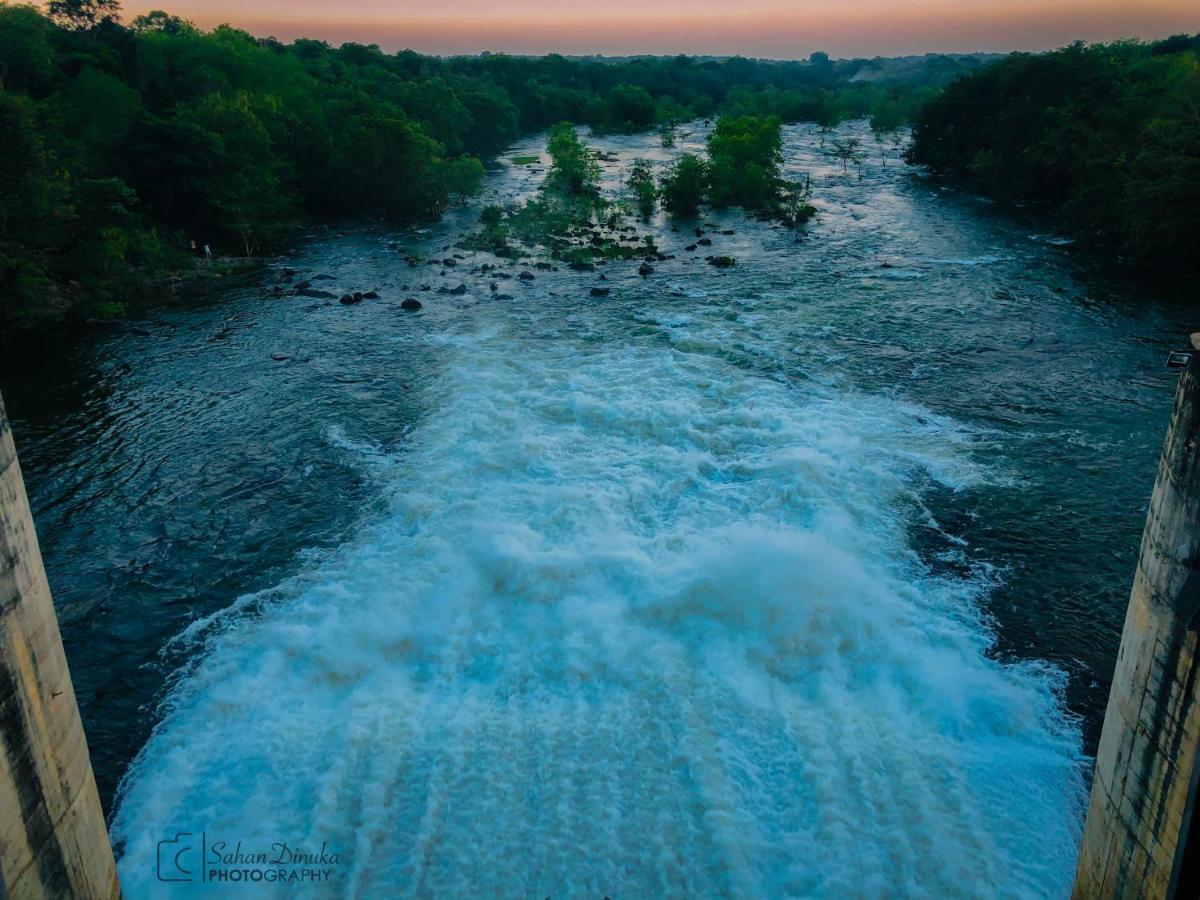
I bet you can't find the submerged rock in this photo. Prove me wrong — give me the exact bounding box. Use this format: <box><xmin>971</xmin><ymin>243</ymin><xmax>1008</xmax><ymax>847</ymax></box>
<box><xmin>638</xmin><ymin>262</ymin><xmax>655</xmax><ymax>276</ymax></box>
<box><xmin>590</xmin><ymin>287</ymin><xmax>611</xmax><ymax>296</ymax></box>
<box><xmin>708</xmin><ymin>256</ymin><xmax>736</xmax><ymax>268</ymax></box>
<box><xmin>685</xmin><ymin>244</ymin><xmax>697</xmax><ymax>252</ymax></box>
<box><xmin>400</xmin><ymin>298</ymin><xmax>422</xmax><ymax>310</ymax></box>
<box><xmin>339</xmin><ymin>293</ymin><xmax>362</xmax><ymax>305</ymax></box>
<box><xmin>519</xmin><ymin>271</ymin><xmax>536</xmax><ymax>281</ymax></box>
<box><xmin>698</xmin><ymin>238</ymin><xmax>713</xmax><ymax>246</ymax></box>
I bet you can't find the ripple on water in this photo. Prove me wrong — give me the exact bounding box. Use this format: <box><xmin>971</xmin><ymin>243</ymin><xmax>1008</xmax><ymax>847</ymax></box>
<box><xmin>113</xmin><ymin>310</ymin><xmax>1086</xmax><ymax>897</ymax></box>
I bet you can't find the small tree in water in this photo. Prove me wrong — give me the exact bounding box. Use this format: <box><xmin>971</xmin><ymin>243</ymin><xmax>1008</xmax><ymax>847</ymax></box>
<box><xmin>781</xmin><ymin>174</ymin><xmax>816</xmax><ymax>226</ymax></box>
<box><xmin>870</xmin><ymin>105</ymin><xmax>905</xmax><ymax>166</ymax></box>
<box><xmin>545</xmin><ymin>123</ymin><xmax>601</xmax><ymax>197</ymax></box>
<box><xmin>830</xmin><ymin>137</ymin><xmax>864</xmax><ymax>173</ymax></box>
<box><xmin>442</xmin><ymin>155</ymin><xmax>486</xmax><ymax>206</ymax></box>
<box><xmin>627</xmin><ymin>158</ymin><xmax>657</xmax><ymax>218</ymax></box>
<box><xmin>706</xmin><ymin>115</ymin><xmax>784</xmax><ymax>210</ymax></box>
<box><xmin>659</xmin><ymin>154</ymin><xmax>708</xmax><ymax>216</ymax></box>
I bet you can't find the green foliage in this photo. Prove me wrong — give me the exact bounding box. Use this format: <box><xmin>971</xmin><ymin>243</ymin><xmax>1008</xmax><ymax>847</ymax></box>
<box><xmin>0</xmin><ymin>4</ymin><xmax>57</xmax><ymax>92</ymax></box>
<box><xmin>781</xmin><ymin>175</ymin><xmax>817</xmax><ymax>226</ymax></box>
<box><xmin>908</xmin><ymin>38</ymin><xmax>1200</xmax><ymax>271</ymax></box>
<box><xmin>0</xmin><ymin>4</ymin><xmax>981</xmax><ymax>335</ymax></box>
<box><xmin>608</xmin><ymin>84</ymin><xmax>656</xmax><ymax>132</ymax></box>
<box><xmin>828</xmin><ymin>136</ymin><xmax>865</xmax><ymax>173</ymax></box>
<box><xmin>47</xmin><ymin>0</ymin><xmax>121</xmax><ymax>30</ymax></box>
<box><xmin>442</xmin><ymin>156</ymin><xmax>487</xmax><ymax>206</ymax></box>
<box><xmin>706</xmin><ymin>115</ymin><xmax>784</xmax><ymax>209</ymax></box>
<box><xmin>627</xmin><ymin>158</ymin><xmax>657</xmax><ymax>218</ymax></box>
<box><xmin>660</xmin><ymin>154</ymin><xmax>709</xmax><ymax>216</ymax></box>
<box><xmin>546</xmin><ymin>123</ymin><xmax>601</xmax><ymax>196</ymax></box>
<box><xmin>462</xmin><ymin>203</ymin><xmax>512</xmax><ymax>254</ymax></box>
<box><xmin>129</xmin><ymin>9</ymin><xmax>195</xmax><ymax>34</ymax></box>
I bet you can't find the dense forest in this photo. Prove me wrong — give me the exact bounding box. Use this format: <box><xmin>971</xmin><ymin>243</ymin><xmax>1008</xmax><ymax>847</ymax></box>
<box><xmin>2</xmin><ymin>2</ymin><xmax>1197</xmax><ymax>337</ymax></box>
<box><xmin>0</xmin><ymin>0</ymin><xmax>974</xmax><ymax>335</ymax></box>
<box><xmin>907</xmin><ymin>37</ymin><xmax>1200</xmax><ymax>273</ymax></box>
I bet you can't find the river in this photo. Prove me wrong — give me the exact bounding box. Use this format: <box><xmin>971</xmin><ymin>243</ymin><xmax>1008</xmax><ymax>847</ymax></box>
<box><xmin>0</xmin><ymin>122</ymin><xmax>1191</xmax><ymax>897</ymax></box>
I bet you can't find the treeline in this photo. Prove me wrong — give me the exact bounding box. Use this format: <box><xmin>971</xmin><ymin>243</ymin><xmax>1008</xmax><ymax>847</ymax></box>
<box><xmin>0</xmin><ymin>1</ymin><xmax>974</xmax><ymax>335</ymax></box>
<box><xmin>907</xmin><ymin>37</ymin><xmax>1200</xmax><ymax>273</ymax></box>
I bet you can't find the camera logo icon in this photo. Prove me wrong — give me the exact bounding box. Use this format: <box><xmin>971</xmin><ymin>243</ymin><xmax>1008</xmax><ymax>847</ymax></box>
<box><xmin>156</xmin><ymin>833</ymin><xmax>196</xmax><ymax>882</ymax></box>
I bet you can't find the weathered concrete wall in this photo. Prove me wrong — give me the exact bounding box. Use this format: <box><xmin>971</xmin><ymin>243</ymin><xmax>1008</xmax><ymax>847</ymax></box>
<box><xmin>1074</xmin><ymin>351</ymin><xmax>1200</xmax><ymax>899</ymax></box>
<box><xmin>0</xmin><ymin>394</ymin><xmax>120</xmax><ymax>898</ymax></box>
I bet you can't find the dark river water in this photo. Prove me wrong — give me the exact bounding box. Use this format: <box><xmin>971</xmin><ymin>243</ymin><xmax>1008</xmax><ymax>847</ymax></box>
<box><xmin>0</xmin><ymin>122</ymin><xmax>1192</xmax><ymax>897</ymax></box>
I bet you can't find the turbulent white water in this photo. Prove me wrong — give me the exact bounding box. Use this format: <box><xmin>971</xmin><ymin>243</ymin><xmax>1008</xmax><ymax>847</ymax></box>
<box><xmin>112</xmin><ymin>274</ymin><xmax>1086</xmax><ymax>896</ymax></box>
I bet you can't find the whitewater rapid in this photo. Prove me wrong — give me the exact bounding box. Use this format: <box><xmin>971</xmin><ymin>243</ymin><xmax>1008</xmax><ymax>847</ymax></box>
<box><xmin>111</xmin><ymin>275</ymin><xmax>1086</xmax><ymax>895</ymax></box>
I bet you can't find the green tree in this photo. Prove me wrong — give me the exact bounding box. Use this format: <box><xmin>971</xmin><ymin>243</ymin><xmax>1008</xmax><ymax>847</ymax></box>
<box><xmin>660</xmin><ymin>153</ymin><xmax>708</xmax><ymax>216</ymax></box>
<box><xmin>545</xmin><ymin>123</ymin><xmax>600</xmax><ymax>196</ymax></box>
<box><xmin>706</xmin><ymin>114</ymin><xmax>783</xmax><ymax>209</ymax></box>
<box><xmin>908</xmin><ymin>37</ymin><xmax>1200</xmax><ymax>271</ymax></box>
<box><xmin>627</xmin><ymin>158</ymin><xmax>657</xmax><ymax>217</ymax></box>
<box><xmin>47</xmin><ymin>0</ymin><xmax>121</xmax><ymax>30</ymax></box>
<box><xmin>0</xmin><ymin>88</ymin><xmax>63</xmax><ymax>330</ymax></box>
<box><xmin>129</xmin><ymin>9</ymin><xmax>196</xmax><ymax>34</ymax></box>
<box><xmin>609</xmin><ymin>84</ymin><xmax>656</xmax><ymax>132</ymax></box>
<box><xmin>442</xmin><ymin>155</ymin><xmax>486</xmax><ymax>205</ymax></box>
<box><xmin>829</xmin><ymin>136</ymin><xmax>864</xmax><ymax>173</ymax></box>
<box><xmin>0</xmin><ymin>4</ymin><xmax>57</xmax><ymax>92</ymax></box>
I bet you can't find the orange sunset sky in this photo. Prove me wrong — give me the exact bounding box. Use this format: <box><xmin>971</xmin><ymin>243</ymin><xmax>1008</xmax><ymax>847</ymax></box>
<box><xmin>119</xmin><ymin>0</ymin><xmax>1200</xmax><ymax>57</ymax></box>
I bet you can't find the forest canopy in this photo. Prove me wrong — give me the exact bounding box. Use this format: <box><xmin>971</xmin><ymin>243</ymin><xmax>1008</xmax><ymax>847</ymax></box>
<box><xmin>906</xmin><ymin>37</ymin><xmax>1200</xmax><ymax>273</ymax></box>
<box><xmin>0</xmin><ymin>1</ymin><xmax>974</xmax><ymax>334</ymax></box>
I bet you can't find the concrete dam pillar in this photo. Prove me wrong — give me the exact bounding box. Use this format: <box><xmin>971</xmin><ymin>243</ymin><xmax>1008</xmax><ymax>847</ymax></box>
<box><xmin>0</xmin><ymin>393</ymin><xmax>119</xmax><ymax>898</ymax></box>
<box><xmin>1074</xmin><ymin>343</ymin><xmax>1200</xmax><ymax>899</ymax></box>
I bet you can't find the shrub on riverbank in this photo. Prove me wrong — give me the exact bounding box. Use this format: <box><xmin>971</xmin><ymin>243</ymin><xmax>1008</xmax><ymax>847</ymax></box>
<box><xmin>907</xmin><ymin>37</ymin><xmax>1200</xmax><ymax>272</ymax></box>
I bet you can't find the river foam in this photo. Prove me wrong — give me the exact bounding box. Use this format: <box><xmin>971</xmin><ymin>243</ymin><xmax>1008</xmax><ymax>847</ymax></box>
<box><xmin>111</xmin><ymin>290</ymin><xmax>1086</xmax><ymax>897</ymax></box>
